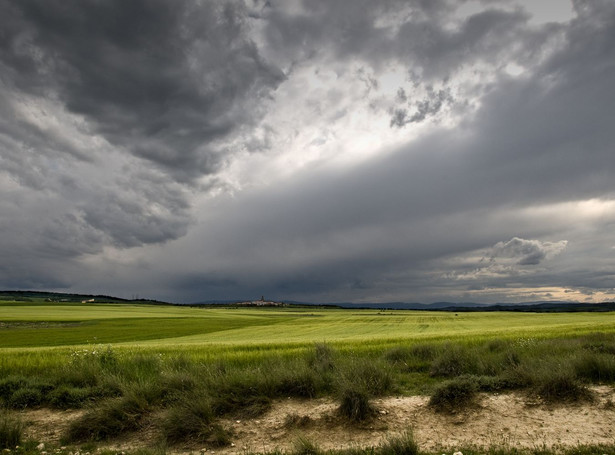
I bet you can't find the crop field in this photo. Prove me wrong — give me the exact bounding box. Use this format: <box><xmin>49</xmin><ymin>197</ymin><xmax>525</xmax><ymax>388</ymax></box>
<box><xmin>1</xmin><ymin>299</ymin><xmax>615</xmax><ymax>455</ymax></box>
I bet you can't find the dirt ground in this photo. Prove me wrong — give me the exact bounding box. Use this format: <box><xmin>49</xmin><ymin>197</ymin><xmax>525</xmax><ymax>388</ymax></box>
<box><xmin>20</xmin><ymin>386</ymin><xmax>615</xmax><ymax>454</ymax></box>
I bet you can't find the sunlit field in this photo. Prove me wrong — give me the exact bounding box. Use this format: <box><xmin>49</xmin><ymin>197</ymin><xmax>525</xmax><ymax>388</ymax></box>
<box><xmin>2</xmin><ymin>299</ymin><xmax>615</xmax><ymax>454</ymax></box>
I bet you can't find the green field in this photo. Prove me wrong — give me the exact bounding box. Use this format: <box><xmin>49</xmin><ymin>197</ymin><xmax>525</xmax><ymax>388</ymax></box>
<box><xmin>2</xmin><ymin>300</ymin><xmax>614</xmax><ymax>349</ymax></box>
<box><xmin>2</xmin><ymin>299</ymin><xmax>615</xmax><ymax>454</ymax></box>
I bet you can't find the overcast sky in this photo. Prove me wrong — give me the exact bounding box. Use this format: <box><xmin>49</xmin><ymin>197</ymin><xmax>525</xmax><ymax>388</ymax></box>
<box><xmin>1</xmin><ymin>0</ymin><xmax>614</xmax><ymax>304</ymax></box>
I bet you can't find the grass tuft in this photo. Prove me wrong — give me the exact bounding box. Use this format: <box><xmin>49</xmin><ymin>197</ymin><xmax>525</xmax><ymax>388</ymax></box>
<box><xmin>161</xmin><ymin>397</ymin><xmax>215</xmax><ymax>444</ymax></box>
<box><xmin>293</xmin><ymin>436</ymin><xmax>322</xmax><ymax>455</ymax></box>
<box><xmin>379</xmin><ymin>430</ymin><xmax>419</xmax><ymax>455</ymax></box>
<box><xmin>0</xmin><ymin>411</ymin><xmax>22</xmax><ymax>449</ymax></box>
<box><xmin>429</xmin><ymin>377</ymin><xmax>478</xmax><ymax>412</ymax></box>
<box><xmin>533</xmin><ymin>372</ymin><xmax>594</xmax><ymax>404</ymax></box>
<box><xmin>65</xmin><ymin>394</ymin><xmax>150</xmax><ymax>441</ymax></box>
<box><xmin>338</xmin><ymin>387</ymin><xmax>374</xmax><ymax>422</ymax></box>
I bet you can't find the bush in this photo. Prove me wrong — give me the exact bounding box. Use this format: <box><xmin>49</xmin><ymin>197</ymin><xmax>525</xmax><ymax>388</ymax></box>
<box><xmin>429</xmin><ymin>377</ymin><xmax>478</xmax><ymax>412</ymax></box>
<box><xmin>379</xmin><ymin>430</ymin><xmax>419</xmax><ymax>455</ymax></box>
<box><xmin>338</xmin><ymin>387</ymin><xmax>374</xmax><ymax>422</ymax></box>
<box><xmin>0</xmin><ymin>412</ymin><xmax>22</xmax><ymax>449</ymax></box>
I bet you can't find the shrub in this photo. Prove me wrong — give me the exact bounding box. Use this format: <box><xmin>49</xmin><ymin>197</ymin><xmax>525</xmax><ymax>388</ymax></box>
<box><xmin>0</xmin><ymin>412</ymin><xmax>22</xmax><ymax>449</ymax></box>
<box><xmin>429</xmin><ymin>377</ymin><xmax>478</xmax><ymax>412</ymax></box>
<box><xmin>338</xmin><ymin>387</ymin><xmax>374</xmax><ymax>422</ymax></box>
<box><xmin>379</xmin><ymin>430</ymin><xmax>419</xmax><ymax>455</ymax></box>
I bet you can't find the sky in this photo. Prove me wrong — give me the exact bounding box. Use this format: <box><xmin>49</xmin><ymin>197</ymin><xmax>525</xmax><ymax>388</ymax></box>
<box><xmin>1</xmin><ymin>0</ymin><xmax>615</xmax><ymax>304</ymax></box>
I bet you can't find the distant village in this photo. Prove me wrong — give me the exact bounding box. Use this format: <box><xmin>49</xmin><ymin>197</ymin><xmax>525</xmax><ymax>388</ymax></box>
<box><xmin>232</xmin><ymin>296</ymin><xmax>285</xmax><ymax>307</ymax></box>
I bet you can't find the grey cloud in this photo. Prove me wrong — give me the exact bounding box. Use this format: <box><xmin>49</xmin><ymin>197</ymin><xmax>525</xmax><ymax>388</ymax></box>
<box><xmin>159</xmin><ymin>1</ymin><xmax>615</xmax><ymax>302</ymax></box>
<box><xmin>489</xmin><ymin>238</ymin><xmax>568</xmax><ymax>266</ymax></box>
<box><xmin>390</xmin><ymin>88</ymin><xmax>453</xmax><ymax>127</ymax></box>
<box><xmin>2</xmin><ymin>0</ymin><xmax>284</xmax><ymax>181</ymax></box>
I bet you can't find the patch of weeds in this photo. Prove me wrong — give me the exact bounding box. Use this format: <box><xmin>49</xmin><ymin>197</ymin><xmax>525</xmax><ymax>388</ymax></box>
<box><xmin>343</xmin><ymin>360</ymin><xmax>394</xmax><ymax>396</ymax></box>
<box><xmin>0</xmin><ymin>376</ymin><xmax>28</xmax><ymax>403</ymax></box>
<box><xmin>310</xmin><ymin>343</ymin><xmax>335</xmax><ymax>373</ymax></box>
<box><xmin>428</xmin><ymin>377</ymin><xmax>479</xmax><ymax>413</ymax></box>
<box><xmin>574</xmin><ymin>353</ymin><xmax>615</xmax><ymax>382</ymax></box>
<box><xmin>48</xmin><ymin>385</ymin><xmax>92</xmax><ymax>409</ymax></box>
<box><xmin>275</xmin><ymin>370</ymin><xmax>318</xmax><ymax>398</ymax></box>
<box><xmin>486</xmin><ymin>338</ymin><xmax>510</xmax><ymax>352</ymax></box>
<box><xmin>338</xmin><ymin>387</ymin><xmax>375</xmax><ymax>423</ymax></box>
<box><xmin>65</xmin><ymin>394</ymin><xmax>150</xmax><ymax>441</ymax></box>
<box><xmin>430</xmin><ymin>344</ymin><xmax>477</xmax><ymax>378</ymax></box>
<box><xmin>161</xmin><ymin>397</ymin><xmax>214</xmax><ymax>444</ymax></box>
<box><xmin>8</xmin><ymin>387</ymin><xmax>44</xmax><ymax>409</ymax></box>
<box><xmin>533</xmin><ymin>372</ymin><xmax>594</xmax><ymax>404</ymax></box>
<box><xmin>0</xmin><ymin>411</ymin><xmax>22</xmax><ymax>449</ymax></box>
<box><xmin>379</xmin><ymin>430</ymin><xmax>419</xmax><ymax>455</ymax></box>
<box><xmin>293</xmin><ymin>436</ymin><xmax>322</xmax><ymax>455</ymax></box>
<box><xmin>384</xmin><ymin>347</ymin><xmax>412</xmax><ymax>364</ymax></box>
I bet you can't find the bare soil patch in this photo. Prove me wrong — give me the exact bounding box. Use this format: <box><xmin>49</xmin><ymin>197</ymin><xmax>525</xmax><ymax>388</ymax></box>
<box><xmin>18</xmin><ymin>387</ymin><xmax>615</xmax><ymax>453</ymax></box>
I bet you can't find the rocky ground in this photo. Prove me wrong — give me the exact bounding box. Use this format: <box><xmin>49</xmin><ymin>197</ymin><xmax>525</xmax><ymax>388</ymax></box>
<box><xmin>20</xmin><ymin>386</ymin><xmax>615</xmax><ymax>454</ymax></box>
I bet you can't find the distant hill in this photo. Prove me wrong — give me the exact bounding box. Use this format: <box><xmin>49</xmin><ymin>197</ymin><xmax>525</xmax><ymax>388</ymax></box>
<box><xmin>0</xmin><ymin>290</ymin><xmax>170</xmax><ymax>305</ymax></box>
<box><xmin>2</xmin><ymin>291</ymin><xmax>613</xmax><ymax>313</ymax></box>
<box><xmin>190</xmin><ymin>298</ymin><xmax>615</xmax><ymax>312</ymax></box>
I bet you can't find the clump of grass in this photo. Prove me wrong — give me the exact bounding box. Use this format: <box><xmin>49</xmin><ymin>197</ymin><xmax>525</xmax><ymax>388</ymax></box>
<box><xmin>274</xmin><ymin>369</ymin><xmax>319</xmax><ymax>398</ymax></box>
<box><xmin>428</xmin><ymin>377</ymin><xmax>478</xmax><ymax>413</ymax></box>
<box><xmin>379</xmin><ymin>430</ymin><xmax>419</xmax><ymax>455</ymax></box>
<box><xmin>532</xmin><ymin>372</ymin><xmax>594</xmax><ymax>404</ymax></box>
<box><xmin>293</xmin><ymin>436</ymin><xmax>322</xmax><ymax>455</ymax></box>
<box><xmin>310</xmin><ymin>343</ymin><xmax>335</xmax><ymax>373</ymax></box>
<box><xmin>65</xmin><ymin>394</ymin><xmax>150</xmax><ymax>441</ymax></box>
<box><xmin>574</xmin><ymin>353</ymin><xmax>615</xmax><ymax>382</ymax></box>
<box><xmin>8</xmin><ymin>387</ymin><xmax>44</xmax><ymax>409</ymax></box>
<box><xmin>338</xmin><ymin>387</ymin><xmax>374</xmax><ymax>422</ymax></box>
<box><xmin>430</xmin><ymin>344</ymin><xmax>473</xmax><ymax>378</ymax></box>
<box><xmin>161</xmin><ymin>397</ymin><xmax>232</xmax><ymax>446</ymax></box>
<box><xmin>0</xmin><ymin>412</ymin><xmax>22</xmax><ymax>449</ymax></box>
<box><xmin>340</xmin><ymin>358</ymin><xmax>394</xmax><ymax>396</ymax></box>
<box><xmin>48</xmin><ymin>385</ymin><xmax>92</xmax><ymax>409</ymax></box>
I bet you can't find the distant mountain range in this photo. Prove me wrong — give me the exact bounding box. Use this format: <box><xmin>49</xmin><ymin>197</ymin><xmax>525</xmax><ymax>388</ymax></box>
<box><xmin>2</xmin><ymin>291</ymin><xmax>614</xmax><ymax>312</ymax></box>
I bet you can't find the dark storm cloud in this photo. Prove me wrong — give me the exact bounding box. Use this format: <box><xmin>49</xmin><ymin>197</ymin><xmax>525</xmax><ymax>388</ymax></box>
<box><xmin>2</xmin><ymin>0</ymin><xmax>615</xmax><ymax>303</ymax></box>
<box><xmin>164</xmin><ymin>0</ymin><xmax>615</xmax><ymax>302</ymax></box>
<box><xmin>1</xmin><ymin>0</ymin><xmax>284</xmax><ymax>181</ymax></box>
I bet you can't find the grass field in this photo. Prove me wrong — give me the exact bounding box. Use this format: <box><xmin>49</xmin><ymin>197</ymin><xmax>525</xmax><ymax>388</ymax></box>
<box><xmin>1</xmin><ymin>299</ymin><xmax>615</xmax><ymax>454</ymax></box>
